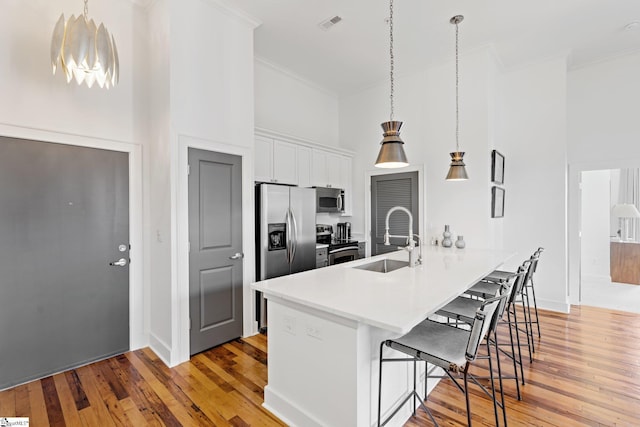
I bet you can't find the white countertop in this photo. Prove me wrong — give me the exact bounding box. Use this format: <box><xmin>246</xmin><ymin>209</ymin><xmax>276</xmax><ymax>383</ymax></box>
<box><xmin>316</xmin><ymin>243</ymin><xmax>329</xmax><ymax>249</ymax></box>
<box><xmin>252</xmin><ymin>246</ymin><xmax>514</xmax><ymax>334</ymax></box>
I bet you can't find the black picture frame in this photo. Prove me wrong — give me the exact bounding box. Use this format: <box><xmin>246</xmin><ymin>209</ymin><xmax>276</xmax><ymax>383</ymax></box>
<box><xmin>491</xmin><ymin>150</ymin><xmax>505</xmax><ymax>184</ymax></box>
<box><xmin>491</xmin><ymin>186</ymin><xmax>505</xmax><ymax>218</ymax></box>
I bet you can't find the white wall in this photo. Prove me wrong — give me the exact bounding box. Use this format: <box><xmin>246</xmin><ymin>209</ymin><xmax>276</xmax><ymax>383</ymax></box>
<box><xmin>146</xmin><ymin>0</ymin><xmax>173</xmax><ymax>362</ymax></box>
<box><xmin>145</xmin><ymin>0</ymin><xmax>257</xmax><ymax>365</ymax></box>
<box><xmin>567</xmin><ymin>51</ymin><xmax>640</xmax><ymax>303</ymax></box>
<box><xmin>255</xmin><ymin>59</ymin><xmax>340</xmax><ymax>146</ymax></box>
<box><xmin>498</xmin><ymin>57</ymin><xmax>569</xmax><ymax>312</ymax></box>
<box><xmin>580</xmin><ymin>170</ymin><xmax>611</xmax><ymax>281</ymax></box>
<box><xmin>340</xmin><ymin>47</ymin><xmax>501</xmax><ymax>250</ymax></box>
<box><xmin>0</xmin><ymin>0</ymin><xmax>138</xmax><ymax>141</ymax></box>
<box><xmin>569</xmin><ymin>53</ymin><xmax>640</xmax><ymax>164</ymax></box>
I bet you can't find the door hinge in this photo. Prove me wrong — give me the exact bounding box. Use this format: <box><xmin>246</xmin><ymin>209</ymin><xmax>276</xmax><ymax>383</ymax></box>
<box><xmin>188</xmin><ymin>241</ymin><xmax>190</xmax><ymax>253</ymax></box>
<box><xmin>189</xmin><ymin>317</ymin><xmax>192</xmax><ymax>330</ymax></box>
<box><xmin>188</xmin><ymin>164</ymin><xmax>191</xmax><ymax>176</ymax></box>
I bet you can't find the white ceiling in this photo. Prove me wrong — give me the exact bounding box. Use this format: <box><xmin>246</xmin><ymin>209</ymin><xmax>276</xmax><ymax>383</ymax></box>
<box><xmin>230</xmin><ymin>0</ymin><xmax>640</xmax><ymax>96</ymax></box>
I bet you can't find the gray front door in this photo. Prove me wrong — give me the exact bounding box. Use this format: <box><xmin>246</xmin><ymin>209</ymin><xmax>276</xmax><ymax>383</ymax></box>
<box><xmin>371</xmin><ymin>171</ymin><xmax>419</xmax><ymax>256</ymax></box>
<box><xmin>188</xmin><ymin>148</ymin><xmax>243</xmax><ymax>355</ymax></box>
<box><xmin>0</xmin><ymin>136</ymin><xmax>129</xmax><ymax>390</ymax></box>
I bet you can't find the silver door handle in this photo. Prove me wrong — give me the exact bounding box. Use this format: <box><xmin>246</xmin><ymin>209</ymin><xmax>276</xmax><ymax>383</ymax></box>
<box><xmin>110</xmin><ymin>258</ymin><xmax>127</xmax><ymax>267</ymax></box>
<box><xmin>285</xmin><ymin>208</ymin><xmax>292</xmax><ymax>263</ymax></box>
<box><xmin>229</xmin><ymin>253</ymin><xmax>244</xmax><ymax>260</ymax></box>
<box><xmin>290</xmin><ymin>209</ymin><xmax>298</xmax><ymax>263</ymax></box>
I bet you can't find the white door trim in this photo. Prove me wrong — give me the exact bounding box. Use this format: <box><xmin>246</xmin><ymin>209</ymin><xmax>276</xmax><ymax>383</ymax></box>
<box><xmin>568</xmin><ymin>159</ymin><xmax>640</xmax><ymax>306</ymax></box>
<box><xmin>364</xmin><ymin>165</ymin><xmax>426</xmax><ymax>257</ymax></box>
<box><xmin>0</xmin><ymin>123</ymin><xmax>145</xmax><ymax>351</ymax></box>
<box><xmin>175</xmin><ymin>134</ymin><xmax>255</xmax><ymax>365</ymax></box>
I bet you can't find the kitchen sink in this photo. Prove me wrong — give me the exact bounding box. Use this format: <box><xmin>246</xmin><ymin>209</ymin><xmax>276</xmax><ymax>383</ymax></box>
<box><xmin>353</xmin><ymin>259</ymin><xmax>409</xmax><ymax>273</ymax></box>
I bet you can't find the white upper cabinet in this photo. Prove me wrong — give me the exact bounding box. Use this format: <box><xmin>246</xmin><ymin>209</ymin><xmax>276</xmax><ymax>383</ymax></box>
<box><xmin>254</xmin><ymin>137</ymin><xmax>297</xmax><ymax>185</ymax></box>
<box><xmin>297</xmin><ymin>146</ymin><xmax>312</xmax><ymax>188</ymax></box>
<box><xmin>312</xmin><ymin>149</ymin><xmax>347</xmax><ymax>188</ymax></box>
<box><xmin>339</xmin><ymin>155</ymin><xmax>353</xmax><ymax>215</ymax></box>
<box><xmin>273</xmin><ymin>140</ymin><xmax>298</xmax><ymax>185</ymax></box>
<box><xmin>254</xmin><ymin>132</ymin><xmax>352</xmax><ymax>199</ymax></box>
<box><xmin>254</xmin><ymin>136</ymin><xmax>274</xmax><ymax>183</ymax></box>
<box><xmin>326</xmin><ymin>153</ymin><xmax>342</xmax><ymax>188</ymax></box>
<box><xmin>311</xmin><ymin>149</ymin><xmax>328</xmax><ymax>187</ymax></box>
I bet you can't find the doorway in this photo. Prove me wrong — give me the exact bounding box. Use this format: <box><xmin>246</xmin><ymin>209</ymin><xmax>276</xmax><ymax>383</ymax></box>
<box><xmin>0</xmin><ymin>136</ymin><xmax>130</xmax><ymax>389</ymax></box>
<box><xmin>370</xmin><ymin>171</ymin><xmax>419</xmax><ymax>256</ymax></box>
<box><xmin>579</xmin><ymin>169</ymin><xmax>640</xmax><ymax>313</ymax></box>
<box><xmin>188</xmin><ymin>148</ymin><xmax>243</xmax><ymax>355</ymax></box>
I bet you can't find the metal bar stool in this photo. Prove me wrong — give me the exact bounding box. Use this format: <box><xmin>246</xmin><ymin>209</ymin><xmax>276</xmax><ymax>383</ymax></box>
<box><xmin>377</xmin><ymin>292</ymin><xmax>509</xmax><ymax>427</ymax></box>
<box><xmin>465</xmin><ymin>261</ymin><xmax>532</xmax><ymax>381</ymax></box>
<box><xmin>435</xmin><ymin>266</ymin><xmax>527</xmax><ymax>408</ymax></box>
<box><xmin>478</xmin><ymin>255</ymin><xmax>538</xmax><ymax>362</ymax></box>
<box><xmin>523</xmin><ymin>247</ymin><xmax>544</xmax><ymax>339</ymax></box>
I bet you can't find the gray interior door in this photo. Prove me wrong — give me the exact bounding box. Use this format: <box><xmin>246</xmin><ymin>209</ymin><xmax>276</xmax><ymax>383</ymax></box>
<box><xmin>371</xmin><ymin>172</ymin><xmax>419</xmax><ymax>256</ymax></box>
<box><xmin>0</xmin><ymin>136</ymin><xmax>129</xmax><ymax>390</ymax></box>
<box><xmin>188</xmin><ymin>148</ymin><xmax>243</xmax><ymax>355</ymax></box>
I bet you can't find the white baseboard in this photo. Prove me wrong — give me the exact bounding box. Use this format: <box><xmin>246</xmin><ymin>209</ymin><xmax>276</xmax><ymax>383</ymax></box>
<box><xmin>537</xmin><ymin>298</ymin><xmax>570</xmax><ymax>314</ymax></box>
<box><xmin>149</xmin><ymin>333</ymin><xmax>172</xmax><ymax>367</ymax></box>
<box><xmin>263</xmin><ymin>385</ymin><xmax>323</xmax><ymax>427</ymax></box>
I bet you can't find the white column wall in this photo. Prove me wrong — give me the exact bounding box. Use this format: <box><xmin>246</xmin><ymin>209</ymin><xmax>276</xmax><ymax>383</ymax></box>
<box><xmin>145</xmin><ymin>0</ymin><xmax>257</xmax><ymax>365</ymax></box>
<box><xmin>146</xmin><ymin>0</ymin><xmax>174</xmax><ymax>361</ymax></box>
<box><xmin>498</xmin><ymin>57</ymin><xmax>569</xmax><ymax>312</ymax></box>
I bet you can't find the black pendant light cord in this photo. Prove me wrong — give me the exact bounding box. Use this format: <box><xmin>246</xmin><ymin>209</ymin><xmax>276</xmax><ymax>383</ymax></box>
<box><xmin>455</xmin><ymin>18</ymin><xmax>460</xmax><ymax>152</ymax></box>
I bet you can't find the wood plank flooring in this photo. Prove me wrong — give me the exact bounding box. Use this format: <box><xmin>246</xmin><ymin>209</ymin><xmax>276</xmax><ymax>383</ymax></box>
<box><xmin>0</xmin><ymin>305</ymin><xmax>638</xmax><ymax>426</ymax></box>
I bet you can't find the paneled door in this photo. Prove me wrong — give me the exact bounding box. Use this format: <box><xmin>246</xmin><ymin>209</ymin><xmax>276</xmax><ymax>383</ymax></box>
<box><xmin>0</xmin><ymin>136</ymin><xmax>130</xmax><ymax>390</ymax></box>
<box><xmin>188</xmin><ymin>148</ymin><xmax>243</xmax><ymax>355</ymax></box>
<box><xmin>371</xmin><ymin>171</ymin><xmax>419</xmax><ymax>256</ymax></box>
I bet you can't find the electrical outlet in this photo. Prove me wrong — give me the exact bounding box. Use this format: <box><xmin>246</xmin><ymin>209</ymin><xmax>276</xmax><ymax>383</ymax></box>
<box><xmin>283</xmin><ymin>315</ymin><xmax>296</xmax><ymax>335</ymax></box>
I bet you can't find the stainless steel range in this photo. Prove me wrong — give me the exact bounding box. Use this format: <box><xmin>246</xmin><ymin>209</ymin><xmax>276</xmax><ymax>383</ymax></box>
<box><xmin>316</xmin><ymin>224</ymin><xmax>360</xmax><ymax>265</ymax></box>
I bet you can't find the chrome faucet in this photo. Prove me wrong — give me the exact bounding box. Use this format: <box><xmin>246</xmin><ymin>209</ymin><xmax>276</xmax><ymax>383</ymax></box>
<box><xmin>383</xmin><ymin>206</ymin><xmax>422</xmax><ymax>267</ymax></box>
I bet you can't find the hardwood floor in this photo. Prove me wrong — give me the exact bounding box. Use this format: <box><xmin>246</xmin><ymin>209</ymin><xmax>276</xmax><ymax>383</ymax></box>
<box><xmin>0</xmin><ymin>305</ymin><xmax>638</xmax><ymax>426</ymax></box>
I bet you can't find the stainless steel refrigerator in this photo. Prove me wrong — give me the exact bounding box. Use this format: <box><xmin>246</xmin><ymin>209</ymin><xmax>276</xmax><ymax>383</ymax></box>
<box><xmin>255</xmin><ymin>184</ymin><xmax>316</xmax><ymax>330</ymax></box>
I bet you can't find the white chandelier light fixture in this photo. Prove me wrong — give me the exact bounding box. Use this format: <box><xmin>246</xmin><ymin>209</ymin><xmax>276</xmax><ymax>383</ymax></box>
<box><xmin>51</xmin><ymin>0</ymin><xmax>119</xmax><ymax>89</ymax></box>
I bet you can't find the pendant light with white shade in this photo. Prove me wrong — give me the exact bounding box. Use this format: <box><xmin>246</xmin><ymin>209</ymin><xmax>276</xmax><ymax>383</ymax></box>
<box><xmin>51</xmin><ymin>0</ymin><xmax>119</xmax><ymax>89</ymax></box>
<box><xmin>445</xmin><ymin>15</ymin><xmax>469</xmax><ymax>181</ymax></box>
<box><xmin>375</xmin><ymin>0</ymin><xmax>409</xmax><ymax>168</ymax></box>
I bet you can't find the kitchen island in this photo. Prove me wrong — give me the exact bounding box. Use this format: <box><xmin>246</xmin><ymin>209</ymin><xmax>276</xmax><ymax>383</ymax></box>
<box><xmin>251</xmin><ymin>246</ymin><xmax>513</xmax><ymax>427</ymax></box>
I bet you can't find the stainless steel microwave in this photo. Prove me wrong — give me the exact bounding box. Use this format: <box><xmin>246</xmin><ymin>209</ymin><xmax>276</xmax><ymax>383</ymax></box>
<box><xmin>315</xmin><ymin>187</ymin><xmax>345</xmax><ymax>213</ymax></box>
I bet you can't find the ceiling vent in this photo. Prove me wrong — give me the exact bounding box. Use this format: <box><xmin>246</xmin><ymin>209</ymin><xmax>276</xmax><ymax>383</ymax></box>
<box><xmin>319</xmin><ymin>16</ymin><xmax>342</xmax><ymax>31</ymax></box>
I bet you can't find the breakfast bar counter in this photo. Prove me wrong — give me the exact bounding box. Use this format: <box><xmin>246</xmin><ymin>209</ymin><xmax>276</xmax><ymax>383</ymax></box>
<box><xmin>251</xmin><ymin>246</ymin><xmax>513</xmax><ymax>427</ymax></box>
